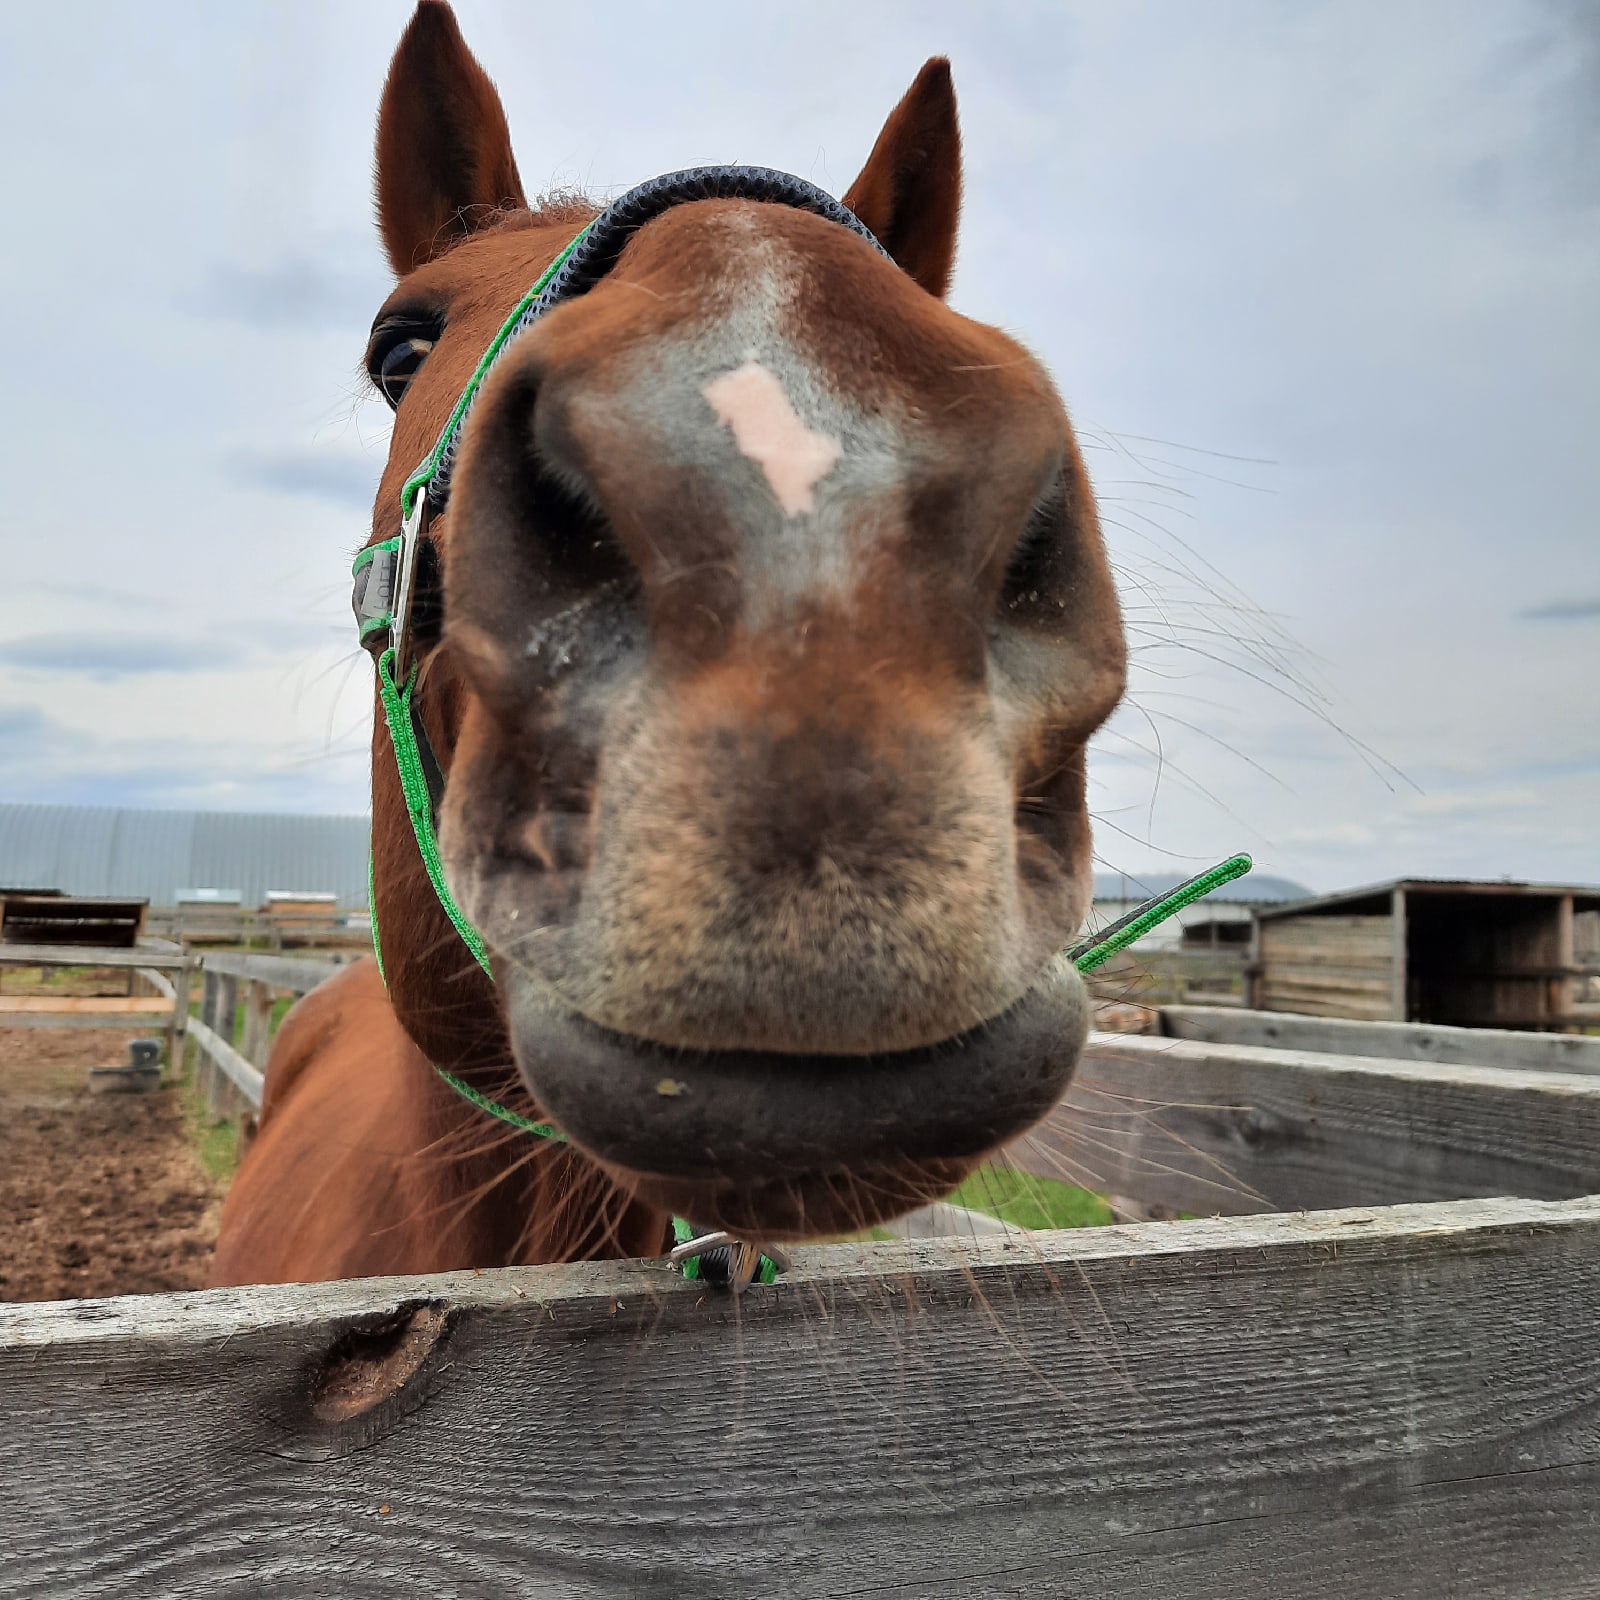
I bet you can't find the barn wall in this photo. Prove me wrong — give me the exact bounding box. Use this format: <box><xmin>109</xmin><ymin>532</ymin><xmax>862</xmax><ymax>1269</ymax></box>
<box><xmin>1254</xmin><ymin>912</ymin><xmax>1395</xmax><ymax>1020</ymax></box>
<box><xmin>1407</xmin><ymin>891</ymin><xmax>1570</xmax><ymax>1030</ymax></box>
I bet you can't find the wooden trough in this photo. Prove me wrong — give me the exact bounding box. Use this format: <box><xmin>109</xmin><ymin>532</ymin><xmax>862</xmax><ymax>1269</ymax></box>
<box><xmin>4</xmin><ymin>959</ymin><xmax>1598</xmax><ymax>1596</ymax></box>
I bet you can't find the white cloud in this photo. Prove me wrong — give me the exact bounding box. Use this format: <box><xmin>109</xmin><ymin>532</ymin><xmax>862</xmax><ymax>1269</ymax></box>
<box><xmin>0</xmin><ymin>0</ymin><xmax>1595</xmax><ymax>894</ymax></box>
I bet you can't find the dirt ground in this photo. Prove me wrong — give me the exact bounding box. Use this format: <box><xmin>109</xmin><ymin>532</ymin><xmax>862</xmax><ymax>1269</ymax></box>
<box><xmin>0</xmin><ymin>1027</ymin><xmax>223</xmax><ymax>1303</ymax></box>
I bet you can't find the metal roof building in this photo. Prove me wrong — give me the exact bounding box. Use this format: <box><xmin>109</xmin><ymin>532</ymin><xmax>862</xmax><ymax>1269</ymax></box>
<box><xmin>0</xmin><ymin>801</ymin><xmax>1312</xmax><ymax>922</ymax></box>
<box><xmin>0</xmin><ymin>804</ymin><xmax>371</xmax><ymax>909</ymax></box>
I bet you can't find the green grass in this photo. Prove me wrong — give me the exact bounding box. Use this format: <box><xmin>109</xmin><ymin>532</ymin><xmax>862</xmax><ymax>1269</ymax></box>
<box><xmin>176</xmin><ymin>1042</ymin><xmax>245</xmax><ymax>1186</ymax></box>
<box><xmin>945</xmin><ymin>1166</ymin><xmax>1114</xmax><ymax>1230</ymax></box>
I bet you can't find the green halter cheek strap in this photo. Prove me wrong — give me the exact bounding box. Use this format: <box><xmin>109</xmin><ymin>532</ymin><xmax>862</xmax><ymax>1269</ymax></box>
<box><xmin>370</xmin><ymin>644</ymin><xmax>492</xmax><ymax>981</ymax></box>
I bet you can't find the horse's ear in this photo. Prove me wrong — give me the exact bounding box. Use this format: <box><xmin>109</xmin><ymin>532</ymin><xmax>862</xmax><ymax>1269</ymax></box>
<box><xmin>843</xmin><ymin>58</ymin><xmax>962</xmax><ymax>299</ymax></box>
<box><xmin>375</xmin><ymin>1</ymin><xmax>528</xmax><ymax>276</ymax></box>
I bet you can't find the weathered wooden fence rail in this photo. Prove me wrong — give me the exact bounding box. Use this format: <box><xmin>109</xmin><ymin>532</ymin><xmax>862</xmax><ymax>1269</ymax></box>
<box><xmin>187</xmin><ymin>951</ymin><xmax>364</xmax><ymax>1119</ymax></box>
<box><xmin>1161</xmin><ymin>1002</ymin><xmax>1600</xmax><ymax>1074</ymax></box>
<box><xmin>183</xmin><ymin>965</ymin><xmax>1600</xmax><ymax>1235</ymax></box>
<box><xmin>1031</xmin><ymin>1028</ymin><xmax>1600</xmax><ymax>1218</ymax></box>
<box><xmin>8</xmin><ymin>957</ymin><xmax>1600</xmax><ymax>1595</ymax></box>
<box><xmin>4</xmin><ymin>1196</ymin><xmax>1597</xmax><ymax>1597</ymax></box>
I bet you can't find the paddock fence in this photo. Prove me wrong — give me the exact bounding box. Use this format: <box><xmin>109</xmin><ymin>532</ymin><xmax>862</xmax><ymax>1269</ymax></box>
<box><xmin>0</xmin><ymin>940</ymin><xmax>192</xmax><ymax>1064</ymax></box>
<box><xmin>4</xmin><ymin>955</ymin><xmax>1599</xmax><ymax>1595</ymax></box>
<box><xmin>187</xmin><ymin>951</ymin><xmax>365</xmax><ymax>1123</ymax></box>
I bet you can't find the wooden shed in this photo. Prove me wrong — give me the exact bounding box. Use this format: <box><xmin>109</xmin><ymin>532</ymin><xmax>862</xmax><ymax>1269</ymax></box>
<box><xmin>1246</xmin><ymin>878</ymin><xmax>1600</xmax><ymax>1031</ymax></box>
<box><xmin>0</xmin><ymin>892</ymin><xmax>148</xmax><ymax>948</ymax></box>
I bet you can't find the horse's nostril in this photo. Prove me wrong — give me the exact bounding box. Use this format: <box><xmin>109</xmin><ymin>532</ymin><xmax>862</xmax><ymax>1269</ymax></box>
<box><xmin>515</xmin><ymin>811</ymin><xmax>590</xmax><ymax>873</ymax></box>
<box><xmin>742</xmin><ymin>730</ymin><xmax>900</xmax><ymax>877</ymax></box>
<box><xmin>516</xmin><ymin>451</ymin><xmax>633</xmax><ymax>595</ymax></box>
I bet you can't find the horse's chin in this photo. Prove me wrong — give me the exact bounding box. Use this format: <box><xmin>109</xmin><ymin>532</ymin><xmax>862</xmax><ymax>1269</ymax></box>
<box><xmin>501</xmin><ymin>955</ymin><xmax>1090</xmax><ymax>1240</ymax></box>
<box><xmin>612</xmin><ymin>1158</ymin><xmax>982</xmax><ymax>1242</ymax></box>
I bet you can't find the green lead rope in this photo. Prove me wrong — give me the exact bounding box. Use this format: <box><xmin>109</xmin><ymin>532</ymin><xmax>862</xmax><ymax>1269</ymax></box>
<box><xmin>359</xmin><ymin>544</ymin><xmax>1251</xmax><ymax>1283</ymax></box>
<box><xmin>1066</xmin><ymin>853</ymin><xmax>1253</xmax><ymax>972</ymax></box>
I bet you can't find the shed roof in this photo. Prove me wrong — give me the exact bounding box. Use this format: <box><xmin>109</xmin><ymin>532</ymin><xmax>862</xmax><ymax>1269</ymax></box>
<box><xmin>1258</xmin><ymin>877</ymin><xmax>1600</xmax><ymax>920</ymax></box>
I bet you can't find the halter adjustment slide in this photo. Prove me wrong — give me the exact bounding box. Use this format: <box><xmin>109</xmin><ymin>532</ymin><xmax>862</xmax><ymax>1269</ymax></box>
<box><xmin>352</xmin><ymin>537</ymin><xmax>400</xmax><ymax>650</ymax></box>
<box><xmin>389</xmin><ymin>486</ymin><xmax>431</xmax><ymax>679</ymax></box>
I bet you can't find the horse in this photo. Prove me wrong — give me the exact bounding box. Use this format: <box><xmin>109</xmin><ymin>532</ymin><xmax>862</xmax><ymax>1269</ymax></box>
<box><xmin>209</xmin><ymin>0</ymin><xmax>1126</xmax><ymax>1288</ymax></box>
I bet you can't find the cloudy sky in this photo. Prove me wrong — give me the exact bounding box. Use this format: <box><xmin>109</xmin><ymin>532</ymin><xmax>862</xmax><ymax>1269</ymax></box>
<box><xmin>1</xmin><ymin>1</ymin><xmax>1594</xmax><ymax>893</ymax></box>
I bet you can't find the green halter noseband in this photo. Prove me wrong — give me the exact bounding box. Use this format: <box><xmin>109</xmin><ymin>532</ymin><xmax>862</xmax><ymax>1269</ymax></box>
<box><xmin>352</xmin><ymin>164</ymin><xmax>1253</xmax><ymax>1289</ymax></box>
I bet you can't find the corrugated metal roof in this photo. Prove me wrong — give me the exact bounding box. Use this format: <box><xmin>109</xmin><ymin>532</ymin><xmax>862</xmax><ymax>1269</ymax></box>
<box><xmin>0</xmin><ymin>804</ymin><xmax>371</xmax><ymax>908</ymax></box>
<box><xmin>0</xmin><ymin>802</ymin><xmax>1314</xmax><ymax>914</ymax></box>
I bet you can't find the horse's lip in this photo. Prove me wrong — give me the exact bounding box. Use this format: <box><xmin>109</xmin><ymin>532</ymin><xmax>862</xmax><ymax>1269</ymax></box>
<box><xmin>502</xmin><ymin>955</ymin><xmax>1089</xmax><ymax>1186</ymax></box>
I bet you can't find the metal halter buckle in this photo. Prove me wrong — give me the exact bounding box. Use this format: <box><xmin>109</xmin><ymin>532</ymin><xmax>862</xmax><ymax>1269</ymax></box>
<box><xmin>668</xmin><ymin>1230</ymin><xmax>793</xmax><ymax>1294</ymax></box>
<box><xmin>389</xmin><ymin>486</ymin><xmax>431</xmax><ymax>678</ymax></box>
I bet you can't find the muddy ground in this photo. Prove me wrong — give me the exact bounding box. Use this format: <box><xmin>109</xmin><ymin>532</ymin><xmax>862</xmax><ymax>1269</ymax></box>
<box><xmin>0</xmin><ymin>1026</ymin><xmax>223</xmax><ymax>1303</ymax></box>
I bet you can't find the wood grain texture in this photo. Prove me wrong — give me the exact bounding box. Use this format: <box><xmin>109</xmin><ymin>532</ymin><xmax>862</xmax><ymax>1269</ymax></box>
<box><xmin>1161</xmin><ymin>1005</ymin><xmax>1600</xmax><ymax>1075</ymax></box>
<box><xmin>240</xmin><ymin>979</ymin><xmax>274</xmax><ymax>1069</ymax></box>
<box><xmin>198</xmin><ymin>951</ymin><xmax>344</xmax><ymax>993</ymax></box>
<box><xmin>0</xmin><ymin>996</ymin><xmax>172</xmax><ymax>1015</ymax></box>
<box><xmin>1254</xmin><ymin>914</ymin><xmax>1395</xmax><ymax>1021</ymax></box>
<box><xmin>0</xmin><ymin>942</ymin><xmax>190</xmax><ymax>970</ymax></box>
<box><xmin>1020</xmin><ymin>1032</ymin><xmax>1600</xmax><ymax>1216</ymax></box>
<box><xmin>3</xmin><ymin>1197</ymin><xmax>1598</xmax><ymax>1598</ymax></box>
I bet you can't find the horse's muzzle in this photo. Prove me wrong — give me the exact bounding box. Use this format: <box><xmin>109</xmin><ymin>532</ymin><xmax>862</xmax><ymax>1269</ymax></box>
<box><xmin>503</xmin><ymin>954</ymin><xmax>1089</xmax><ymax>1225</ymax></box>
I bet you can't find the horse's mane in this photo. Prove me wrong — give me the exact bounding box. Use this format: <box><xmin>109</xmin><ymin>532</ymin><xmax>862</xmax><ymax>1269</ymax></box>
<box><xmin>524</xmin><ymin>189</ymin><xmax>603</xmax><ymax>228</ymax></box>
<box><xmin>452</xmin><ymin>192</ymin><xmax>602</xmax><ymax>250</ymax></box>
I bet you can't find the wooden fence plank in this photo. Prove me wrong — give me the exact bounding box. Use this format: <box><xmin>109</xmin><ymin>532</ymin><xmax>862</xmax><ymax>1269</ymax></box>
<box><xmin>0</xmin><ymin>1013</ymin><xmax>181</xmax><ymax>1032</ymax></box>
<box><xmin>0</xmin><ymin>996</ymin><xmax>172</xmax><ymax>1016</ymax></box>
<box><xmin>197</xmin><ymin>952</ymin><xmax>343</xmax><ymax>993</ymax></box>
<box><xmin>1162</xmin><ymin>1005</ymin><xmax>1600</xmax><ymax>1075</ymax></box>
<box><xmin>239</xmin><ymin>980</ymin><xmax>273</xmax><ymax>1069</ymax></box>
<box><xmin>1019</xmin><ymin>1032</ymin><xmax>1600</xmax><ymax>1216</ymax></box>
<box><xmin>134</xmin><ymin>968</ymin><xmax>177</xmax><ymax>1003</ymax></box>
<box><xmin>2</xmin><ymin>1197</ymin><xmax>1597</xmax><ymax>1598</ymax></box>
<box><xmin>187</xmin><ymin>1016</ymin><xmax>265</xmax><ymax>1109</ymax></box>
<box><xmin>0</xmin><ymin>942</ymin><xmax>190</xmax><ymax>970</ymax></box>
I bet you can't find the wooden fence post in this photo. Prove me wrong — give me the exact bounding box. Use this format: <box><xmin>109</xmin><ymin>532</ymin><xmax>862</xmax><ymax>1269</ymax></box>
<box><xmin>240</xmin><ymin>980</ymin><xmax>273</xmax><ymax>1070</ymax></box>
<box><xmin>207</xmin><ymin>975</ymin><xmax>240</xmax><ymax>1117</ymax></box>
<box><xmin>198</xmin><ymin>970</ymin><xmax>220</xmax><ymax>1109</ymax></box>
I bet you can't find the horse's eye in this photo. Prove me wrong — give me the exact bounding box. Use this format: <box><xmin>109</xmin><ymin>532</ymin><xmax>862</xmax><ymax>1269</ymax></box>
<box><xmin>366</xmin><ymin>319</ymin><xmax>439</xmax><ymax>410</ymax></box>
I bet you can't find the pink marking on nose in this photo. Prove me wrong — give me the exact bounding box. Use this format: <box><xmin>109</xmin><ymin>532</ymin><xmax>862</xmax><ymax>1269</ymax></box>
<box><xmin>703</xmin><ymin>360</ymin><xmax>842</xmax><ymax>517</ymax></box>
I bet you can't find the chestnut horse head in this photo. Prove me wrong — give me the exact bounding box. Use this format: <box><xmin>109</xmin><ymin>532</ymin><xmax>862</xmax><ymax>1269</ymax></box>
<box><xmin>363</xmin><ymin>1</ymin><xmax>1125</xmax><ymax>1245</ymax></box>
